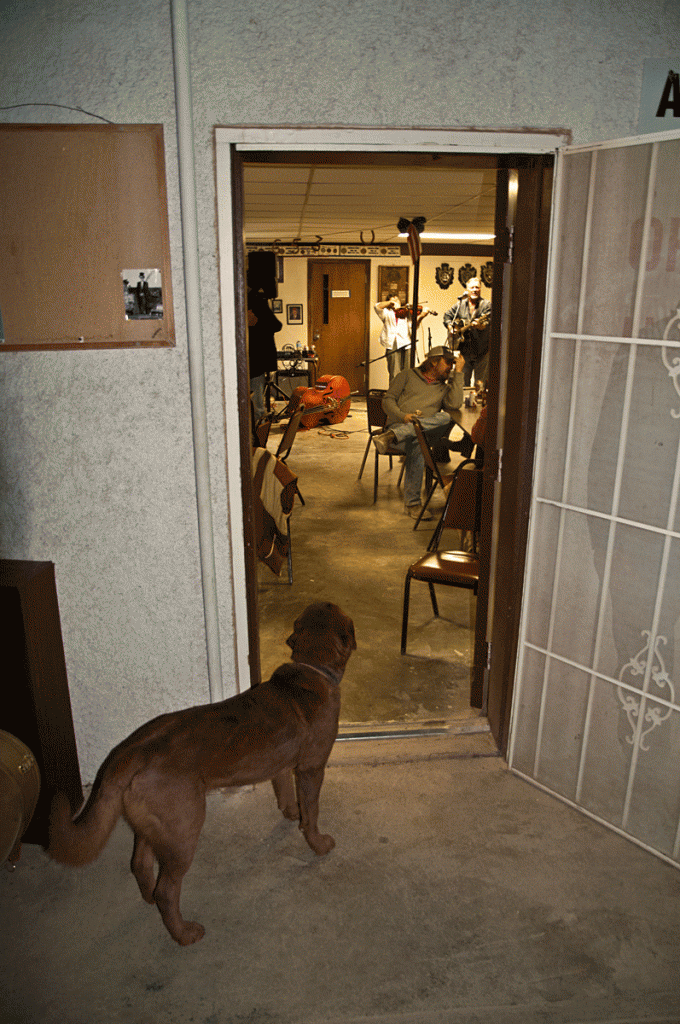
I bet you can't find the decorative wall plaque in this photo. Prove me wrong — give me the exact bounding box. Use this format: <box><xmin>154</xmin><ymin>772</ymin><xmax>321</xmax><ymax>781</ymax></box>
<box><xmin>481</xmin><ymin>261</ymin><xmax>494</xmax><ymax>287</ymax></box>
<box><xmin>435</xmin><ymin>262</ymin><xmax>455</xmax><ymax>289</ymax></box>
<box><xmin>458</xmin><ymin>263</ymin><xmax>477</xmax><ymax>287</ymax></box>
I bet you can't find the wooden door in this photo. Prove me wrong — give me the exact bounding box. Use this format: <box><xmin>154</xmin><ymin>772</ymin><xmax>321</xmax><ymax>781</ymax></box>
<box><xmin>479</xmin><ymin>155</ymin><xmax>555</xmax><ymax>749</ymax></box>
<box><xmin>308</xmin><ymin>260</ymin><xmax>369</xmax><ymax>395</ymax></box>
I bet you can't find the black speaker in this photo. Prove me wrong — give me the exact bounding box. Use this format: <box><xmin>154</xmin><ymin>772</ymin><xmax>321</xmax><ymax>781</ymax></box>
<box><xmin>247</xmin><ymin>251</ymin><xmax>277</xmax><ymax>298</ymax></box>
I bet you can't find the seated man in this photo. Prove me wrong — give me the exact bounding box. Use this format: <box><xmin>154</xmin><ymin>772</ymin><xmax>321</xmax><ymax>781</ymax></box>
<box><xmin>373</xmin><ymin>346</ymin><xmax>465</xmax><ymax>519</ymax></box>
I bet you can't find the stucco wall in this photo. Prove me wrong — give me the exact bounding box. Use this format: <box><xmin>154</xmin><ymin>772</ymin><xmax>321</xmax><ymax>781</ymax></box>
<box><xmin>1</xmin><ymin>0</ymin><xmax>678</xmax><ymax>780</ymax></box>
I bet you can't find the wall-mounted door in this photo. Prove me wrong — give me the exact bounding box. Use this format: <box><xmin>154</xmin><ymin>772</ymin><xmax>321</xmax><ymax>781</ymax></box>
<box><xmin>308</xmin><ymin>260</ymin><xmax>369</xmax><ymax>395</ymax></box>
<box><xmin>509</xmin><ymin>130</ymin><xmax>680</xmax><ymax>868</ymax></box>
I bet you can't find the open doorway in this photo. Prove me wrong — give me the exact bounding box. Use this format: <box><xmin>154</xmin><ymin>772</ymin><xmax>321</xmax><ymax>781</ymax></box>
<box><xmin>243</xmin><ymin>154</ymin><xmax>497</xmax><ymax>735</ymax></box>
<box><xmin>215</xmin><ymin>128</ymin><xmax>560</xmax><ymax>750</ymax></box>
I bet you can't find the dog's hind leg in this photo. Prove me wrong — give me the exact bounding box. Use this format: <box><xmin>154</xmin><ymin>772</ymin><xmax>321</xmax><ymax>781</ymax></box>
<box><xmin>153</xmin><ymin>850</ymin><xmax>205</xmax><ymax>946</ymax></box>
<box><xmin>271</xmin><ymin>770</ymin><xmax>299</xmax><ymax>820</ymax></box>
<box><xmin>295</xmin><ymin>767</ymin><xmax>335</xmax><ymax>855</ymax></box>
<box><xmin>125</xmin><ymin>775</ymin><xmax>207</xmax><ymax>945</ymax></box>
<box><xmin>130</xmin><ymin>833</ymin><xmax>156</xmax><ymax>904</ymax></box>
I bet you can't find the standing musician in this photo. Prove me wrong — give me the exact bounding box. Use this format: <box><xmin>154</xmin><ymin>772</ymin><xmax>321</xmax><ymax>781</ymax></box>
<box><xmin>374</xmin><ymin>293</ymin><xmax>435</xmax><ymax>382</ymax></box>
<box><xmin>443</xmin><ymin>277</ymin><xmax>491</xmax><ymax>386</ymax></box>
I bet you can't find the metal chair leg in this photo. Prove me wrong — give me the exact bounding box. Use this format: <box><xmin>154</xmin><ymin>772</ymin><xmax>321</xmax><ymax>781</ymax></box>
<box><xmin>357</xmin><ymin>436</ymin><xmax>372</xmax><ymax>480</ymax></box>
<box><xmin>401</xmin><ymin>572</ymin><xmax>412</xmax><ymax>654</ymax></box>
<box><xmin>413</xmin><ymin>482</ymin><xmax>437</xmax><ymax>530</ymax></box>
<box><xmin>286</xmin><ymin>519</ymin><xmax>293</xmax><ymax>584</ymax></box>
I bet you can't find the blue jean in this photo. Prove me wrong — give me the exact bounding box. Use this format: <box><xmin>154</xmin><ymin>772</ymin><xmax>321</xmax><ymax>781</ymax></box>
<box><xmin>388</xmin><ymin>411</ymin><xmax>454</xmax><ymax>507</ymax></box>
<box><xmin>386</xmin><ymin>347</ymin><xmax>408</xmax><ymax>382</ymax></box>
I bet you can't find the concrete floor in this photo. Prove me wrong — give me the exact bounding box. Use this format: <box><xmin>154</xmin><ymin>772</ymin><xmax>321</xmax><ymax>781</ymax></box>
<box><xmin>258</xmin><ymin>399</ymin><xmax>484</xmax><ymax>737</ymax></box>
<box><xmin>3</xmin><ymin>402</ymin><xmax>679</xmax><ymax>1022</ymax></box>
<box><xmin>2</xmin><ymin>747</ymin><xmax>680</xmax><ymax>1023</ymax></box>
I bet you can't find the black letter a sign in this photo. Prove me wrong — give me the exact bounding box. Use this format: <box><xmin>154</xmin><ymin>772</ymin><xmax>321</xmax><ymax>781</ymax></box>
<box><xmin>656</xmin><ymin>70</ymin><xmax>680</xmax><ymax>118</ymax></box>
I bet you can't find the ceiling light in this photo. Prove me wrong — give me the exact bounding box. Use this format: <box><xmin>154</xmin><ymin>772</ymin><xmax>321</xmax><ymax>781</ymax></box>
<box><xmin>398</xmin><ymin>232</ymin><xmax>495</xmax><ymax>241</ymax></box>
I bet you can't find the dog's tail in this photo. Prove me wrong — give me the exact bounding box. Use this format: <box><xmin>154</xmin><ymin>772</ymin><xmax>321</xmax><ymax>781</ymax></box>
<box><xmin>48</xmin><ymin>757</ymin><xmax>136</xmax><ymax>866</ymax></box>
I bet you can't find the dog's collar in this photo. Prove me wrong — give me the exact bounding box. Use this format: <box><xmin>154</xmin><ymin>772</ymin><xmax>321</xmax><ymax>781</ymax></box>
<box><xmin>294</xmin><ymin>661</ymin><xmax>341</xmax><ymax>686</ymax></box>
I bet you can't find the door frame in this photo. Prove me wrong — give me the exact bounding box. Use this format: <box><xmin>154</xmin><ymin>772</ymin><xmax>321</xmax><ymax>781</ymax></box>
<box><xmin>477</xmin><ymin>155</ymin><xmax>555</xmax><ymax>745</ymax></box>
<box><xmin>215</xmin><ymin>126</ymin><xmax>568</xmax><ymax>745</ymax></box>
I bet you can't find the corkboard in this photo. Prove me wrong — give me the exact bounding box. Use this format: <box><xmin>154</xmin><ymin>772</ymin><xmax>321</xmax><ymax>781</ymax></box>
<box><xmin>0</xmin><ymin>124</ymin><xmax>174</xmax><ymax>350</ymax></box>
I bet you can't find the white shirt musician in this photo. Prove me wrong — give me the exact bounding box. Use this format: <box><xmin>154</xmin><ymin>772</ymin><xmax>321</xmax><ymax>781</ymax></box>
<box><xmin>374</xmin><ymin>295</ymin><xmax>433</xmax><ymax>382</ymax></box>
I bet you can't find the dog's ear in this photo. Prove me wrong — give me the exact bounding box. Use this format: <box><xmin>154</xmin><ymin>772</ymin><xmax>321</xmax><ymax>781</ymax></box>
<box><xmin>328</xmin><ymin>613</ymin><xmax>356</xmax><ymax>662</ymax></box>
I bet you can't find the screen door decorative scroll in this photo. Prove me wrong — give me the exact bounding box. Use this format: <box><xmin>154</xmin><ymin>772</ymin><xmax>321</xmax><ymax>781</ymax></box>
<box><xmin>509</xmin><ymin>129</ymin><xmax>680</xmax><ymax>868</ymax></box>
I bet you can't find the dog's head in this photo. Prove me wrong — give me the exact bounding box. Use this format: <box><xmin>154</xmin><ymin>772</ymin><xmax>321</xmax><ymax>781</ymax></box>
<box><xmin>286</xmin><ymin>602</ymin><xmax>357</xmax><ymax>677</ymax></box>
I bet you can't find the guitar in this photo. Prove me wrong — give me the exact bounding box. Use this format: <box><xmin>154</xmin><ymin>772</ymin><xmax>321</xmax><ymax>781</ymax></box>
<box><xmin>446</xmin><ymin>309</ymin><xmax>490</xmax><ymax>343</ymax></box>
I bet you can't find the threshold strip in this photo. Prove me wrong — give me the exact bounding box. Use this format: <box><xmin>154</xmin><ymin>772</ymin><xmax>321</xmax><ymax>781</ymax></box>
<box><xmin>336</xmin><ymin>719</ymin><xmax>491</xmax><ymax>742</ymax></box>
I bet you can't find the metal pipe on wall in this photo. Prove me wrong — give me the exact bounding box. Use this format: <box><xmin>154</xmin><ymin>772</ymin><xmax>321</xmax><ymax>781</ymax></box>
<box><xmin>169</xmin><ymin>0</ymin><xmax>224</xmax><ymax>700</ymax></box>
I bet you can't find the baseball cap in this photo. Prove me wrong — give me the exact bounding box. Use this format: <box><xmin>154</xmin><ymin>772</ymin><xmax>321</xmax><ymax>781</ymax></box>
<box><xmin>427</xmin><ymin>346</ymin><xmax>455</xmax><ymax>362</ymax></box>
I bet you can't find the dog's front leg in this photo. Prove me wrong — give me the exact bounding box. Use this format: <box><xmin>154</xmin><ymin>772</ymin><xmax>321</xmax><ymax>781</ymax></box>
<box><xmin>295</xmin><ymin>767</ymin><xmax>334</xmax><ymax>855</ymax></box>
<box><xmin>271</xmin><ymin>770</ymin><xmax>299</xmax><ymax>820</ymax></box>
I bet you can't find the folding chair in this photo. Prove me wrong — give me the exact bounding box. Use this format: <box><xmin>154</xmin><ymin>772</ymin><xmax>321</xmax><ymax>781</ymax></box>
<box><xmin>411</xmin><ymin>419</ymin><xmax>455</xmax><ymax>531</ymax></box>
<box><xmin>275</xmin><ymin>407</ymin><xmax>303</xmax><ymax>461</ymax></box>
<box><xmin>357</xmin><ymin>389</ymin><xmax>404</xmax><ymax>503</ymax></box>
<box><xmin>253</xmin><ymin>418</ymin><xmax>272</xmax><ymax>449</ymax></box>
<box><xmin>401</xmin><ymin>459</ymin><xmax>483</xmax><ymax>655</ymax></box>
<box><xmin>275</xmin><ymin>407</ymin><xmax>305</xmax><ymax>505</ymax></box>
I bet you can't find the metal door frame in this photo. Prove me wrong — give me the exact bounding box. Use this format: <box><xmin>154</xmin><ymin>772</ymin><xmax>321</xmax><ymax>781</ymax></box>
<box><xmin>215</xmin><ymin>126</ymin><xmax>568</xmax><ymax>708</ymax></box>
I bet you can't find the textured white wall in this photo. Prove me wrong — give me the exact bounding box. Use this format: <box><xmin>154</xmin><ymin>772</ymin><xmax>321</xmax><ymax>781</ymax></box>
<box><xmin>1</xmin><ymin>0</ymin><xmax>678</xmax><ymax>780</ymax></box>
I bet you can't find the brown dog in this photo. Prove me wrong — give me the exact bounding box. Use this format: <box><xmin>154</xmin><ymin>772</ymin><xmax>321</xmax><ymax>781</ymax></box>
<box><xmin>48</xmin><ymin>602</ymin><xmax>356</xmax><ymax>945</ymax></box>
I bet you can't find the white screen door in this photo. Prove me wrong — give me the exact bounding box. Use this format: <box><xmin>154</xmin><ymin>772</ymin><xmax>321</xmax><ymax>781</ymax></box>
<box><xmin>509</xmin><ymin>129</ymin><xmax>680</xmax><ymax>867</ymax></box>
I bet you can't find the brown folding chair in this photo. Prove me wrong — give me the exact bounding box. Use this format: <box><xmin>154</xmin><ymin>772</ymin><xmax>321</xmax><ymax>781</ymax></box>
<box><xmin>357</xmin><ymin>389</ymin><xmax>404</xmax><ymax>503</ymax></box>
<box><xmin>410</xmin><ymin>419</ymin><xmax>455</xmax><ymax>530</ymax></box>
<box><xmin>427</xmin><ymin>458</ymin><xmax>483</xmax><ymax>552</ymax></box>
<box><xmin>275</xmin><ymin>407</ymin><xmax>305</xmax><ymax>504</ymax></box>
<box><xmin>401</xmin><ymin>459</ymin><xmax>483</xmax><ymax>655</ymax></box>
<box><xmin>275</xmin><ymin>407</ymin><xmax>303</xmax><ymax>461</ymax></box>
<box><xmin>254</xmin><ymin>418</ymin><xmax>272</xmax><ymax>449</ymax></box>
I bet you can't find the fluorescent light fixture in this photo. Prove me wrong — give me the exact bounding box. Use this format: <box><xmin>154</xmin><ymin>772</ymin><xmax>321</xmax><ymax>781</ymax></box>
<box><xmin>398</xmin><ymin>232</ymin><xmax>495</xmax><ymax>241</ymax></box>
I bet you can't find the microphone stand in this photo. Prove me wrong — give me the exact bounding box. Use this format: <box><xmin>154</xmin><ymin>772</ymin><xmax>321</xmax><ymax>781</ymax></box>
<box><xmin>410</xmin><ymin>257</ymin><xmax>420</xmax><ymax>369</ymax></box>
<box><xmin>357</xmin><ymin>351</ymin><xmax>392</xmax><ymax>367</ymax></box>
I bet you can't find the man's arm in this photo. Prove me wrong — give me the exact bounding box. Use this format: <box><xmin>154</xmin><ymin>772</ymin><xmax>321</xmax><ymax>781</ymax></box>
<box><xmin>381</xmin><ymin>369</ymin><xmax>409</xmax><ymax>424</ymax></box>
<box><xmin>472</xmin><ymin>298</ymin><xmax>492</xmax><ymax>328</ymax></box>
<box><xmin>375</xmin><ymin>299</ymin><xmax>399</xmax><ymax>318</ymax></box>
<box><xmin>443</xmin><ymin>354</ymin><xmax>465</xmax><ymax>412</ymax></box>
<box><xmin>442</xmin><ymin>303</ymin><xmax>459</xmax><ymax>329</ymax></box>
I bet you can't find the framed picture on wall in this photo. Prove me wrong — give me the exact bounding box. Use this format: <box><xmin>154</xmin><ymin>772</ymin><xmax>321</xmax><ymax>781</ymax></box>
<box><xmin>272</xmin><ymin>298</ymin><xmax>283</xmax><ymax>313</ymax></box>
<box><xmin>286</xmin><ymin>303</ymin><xmax>303</xmax><ymax>324</ymax></box>
<box><xmin>378</xmin><ymin>265</ymin><xmax>409</xmax><ymax>303</ymax></box>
